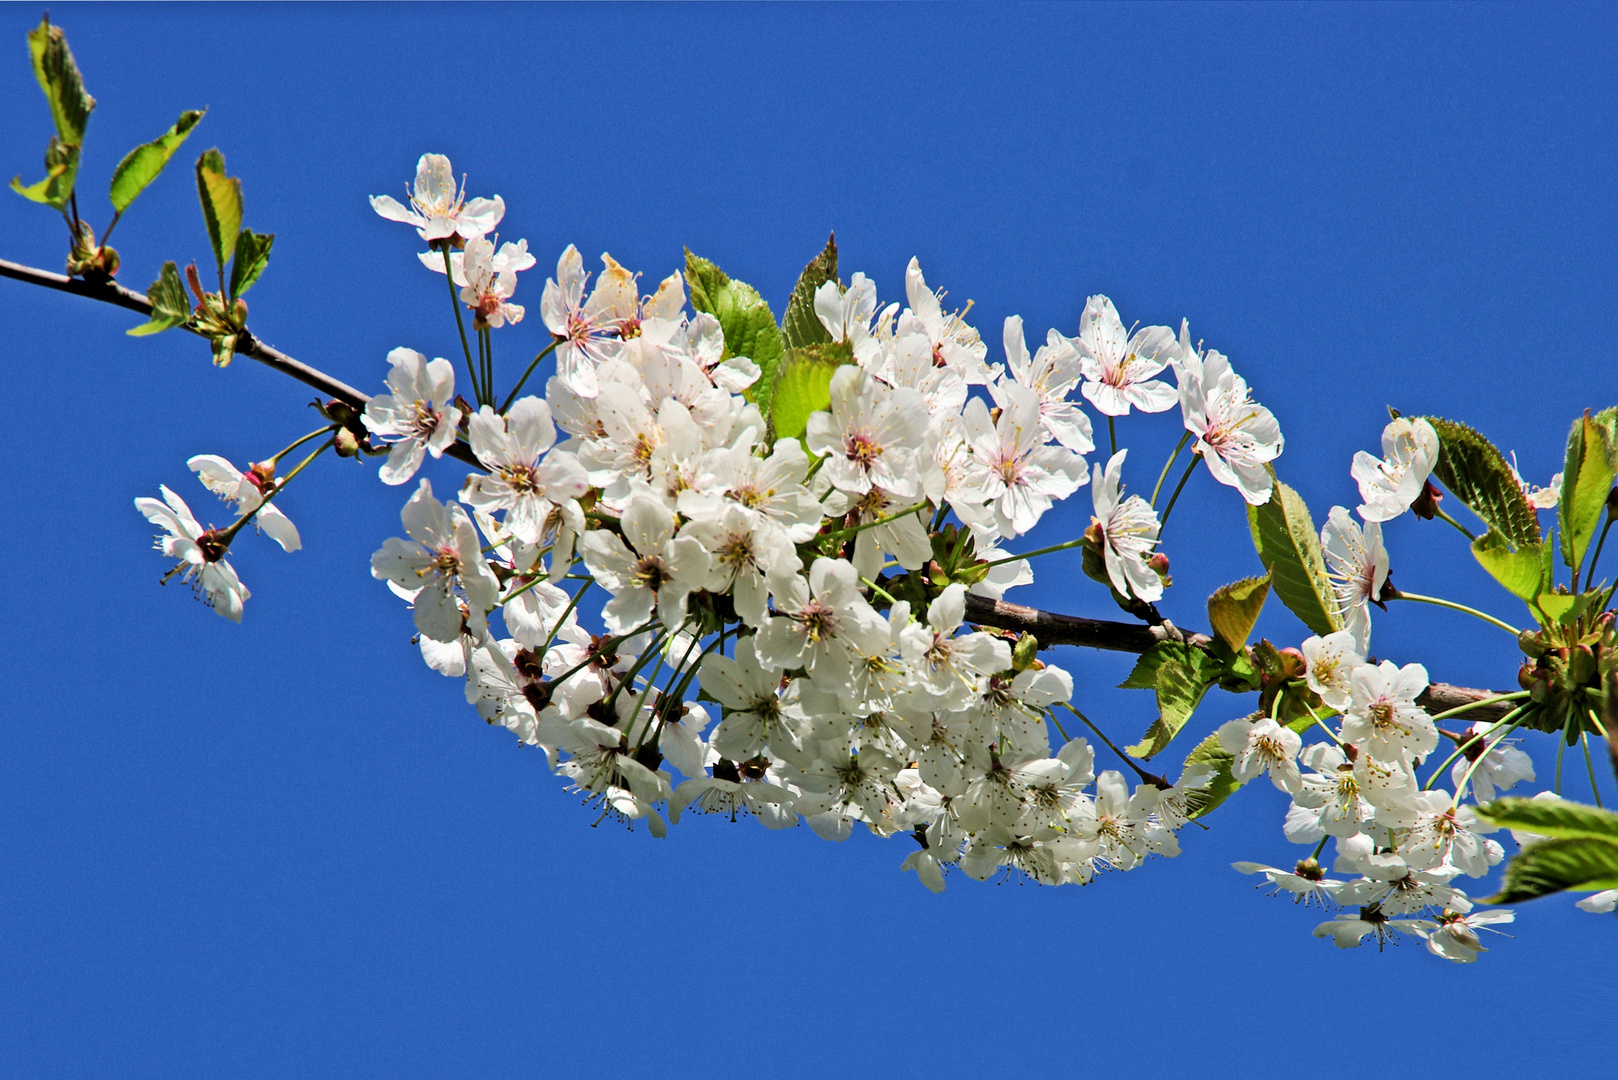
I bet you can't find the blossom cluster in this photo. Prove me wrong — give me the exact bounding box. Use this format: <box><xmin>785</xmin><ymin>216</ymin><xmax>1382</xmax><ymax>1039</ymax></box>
<box><xmin>129</xmin><ymin>153</ymin><xmax>1610</xmax><ymax>962</ymax></box>
<box><xmin>344</xmin><ymin>154</ymin><xmax>1304</xmax><ymax>895</ymax></box>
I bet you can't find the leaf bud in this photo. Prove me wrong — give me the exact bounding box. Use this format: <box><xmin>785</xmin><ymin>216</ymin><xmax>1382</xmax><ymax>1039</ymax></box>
<box><xmin>1012</xmin><ymin>633</ymin><xmax>1040</xmax><ymax>671</ymax></box>
<box><xmin>1518</xmin><ymin>628</ymin><xmax>1547</xmax><ymax>658</ymax></box>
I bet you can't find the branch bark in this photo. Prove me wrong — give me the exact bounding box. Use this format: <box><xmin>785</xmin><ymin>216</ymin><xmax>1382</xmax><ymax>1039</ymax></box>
<box><xmin>963</xmin><ymin>593</ymin><xmax>1517</xmax><ymax>723</ymax></box>
<box><xmin>0</xmin><ymin>257</ymin><xmax>477</xmax><ymax>466</ymax></box>
<box><xmin>6</xmin><ymin>254</ymin><xmax>1518</xmax><ymax>723</ymax></box>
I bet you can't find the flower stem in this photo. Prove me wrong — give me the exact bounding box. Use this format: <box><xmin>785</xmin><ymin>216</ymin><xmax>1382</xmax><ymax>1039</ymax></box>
<box><xmin>1432</xmin><ymin>506</ymin><xmax>1477</xmax><ymax>542</ymax></box>
<box><xmin>1151</xmin><ymin>431</ymin><xmax>1192</xmax><ymax>507</ymax></box>
<box><xmin>218</xmin><ymin>437</ymin><xmax>333</xmax><ymax>545</ymax></box>
<box><xmin>1059</xmin><ymin>701</ymin><xmax>1159</xmax><ymax>786</ymax></box>
<box><xmin>1453</xmin><ymin>711</ymin><xmax>1531</xmax><ymax>800</ymax></box>
<box><xmin>1385</xmin><ymin>589</ymin><xmax>1519</xmax><ymax>636</ymax></box>
<box><xmin>265</xmin><ymin>423</ymin><xmax>339</xmax><ymax>467</ymax></box>
<box><xmin>819</xmin><ymin>501</ymin><xmax>929</xmax><ymax>542</ymax></box>
<box><xmin>500</xmin><ymin>339</ymin><xmax>559</xmax><ymax>413</ymax></box>
<box><xmin>1583</xmin><ymin>512</ymin><xmax>1614</xmax><ymax>591</ymax></box>
<box><xmin>861</xmin><ymin>576</ymin><xmax>899</xmax><ymax>605</ymax></box>
<box><xmin>1422</xmin><ymin>705</ymin><xmax>1530</xmax><ymax>789</ymax></box>
<box><xmin>1583</xmin><ymin>732</ymin><xmax>1604</xmax><ymax>808</ymax></box>
<box><xmin>1107</xmin><ymin>416</ymin><xmax>1117</xmax><ymax>458</ymax></box>
<box><xmin>1157</xmin><ymin>453</ymin><xmax>1202</xmax><ymax>532</ymax></box>
<box><xmin>440</xmin><ymin>243</ymin><xmax>478</xmax><ymax>402</ymax></box>
<box><xmin>983</xmin><ymin>535</ymin><xmax>1088</xmax><ymax>568</ymax></box>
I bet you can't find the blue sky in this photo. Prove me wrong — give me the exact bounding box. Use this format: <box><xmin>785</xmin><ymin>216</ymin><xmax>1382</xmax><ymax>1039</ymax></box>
<box><xmin>2</xmin><ymin>3</ymin><xmax>1615</xmax><ymax>1077</ymax></box>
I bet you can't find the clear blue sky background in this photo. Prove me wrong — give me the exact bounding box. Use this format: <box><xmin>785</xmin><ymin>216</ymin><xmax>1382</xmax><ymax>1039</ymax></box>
<box><xmin>3</xmin><ymin>3</ymin><xmax>1615</xmax><ymax>1077</ymax></box>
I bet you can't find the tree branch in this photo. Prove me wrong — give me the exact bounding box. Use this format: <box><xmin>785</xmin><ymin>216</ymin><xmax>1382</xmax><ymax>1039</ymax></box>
<box><xmin>5</xmin><ymin>254</ymin><xmax>1518</xmax><ymax>724</ymax></box>
<box><xmin>0</xmin><ymin>257</ymin><xmax>477</xmax><ymax>466</ymax></box>
<box><xmin>963</xmin><ymin>593</ymin><xmax>1517</xmax><ymax>723</ymax></box>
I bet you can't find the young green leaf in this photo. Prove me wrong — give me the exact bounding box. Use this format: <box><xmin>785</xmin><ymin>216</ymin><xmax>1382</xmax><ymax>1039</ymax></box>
<box><xmin>1121</xmin><ymin>642</ymin><xmax>1220</xmax><ymax>759</ymax></box>
<box><xmin>1471</xmin><ymin>530</ymin><xmax>1546</xmax><ymax>602</ymax></box>
<box><xmin>1423</xmin><ymin>415</ymin><xmax>1542</xmax><ymax>549</ymax></box>
<box><xmin>1207</xmin><ymin>572</ymin><xmax>1270</xmax><ymax>652</ymax></box>
<box><xmin>1177</xmin><ymin>732</ymin><xmax>1242</xmax><ymax>820</ymax></box>
<box><xmin>1559</xmin><ymin>412</ymin><xmax>1616</xmax><ymax>574</ymax></box>
<box><xmin>229</xmin><ymin>229</ymin><xmax>275</xmax><ymax>300</ymax></box>
<box><xmin>1486</xmin><ymin>836</ymin><xmax>1618</xmax><ymax>903</ymax></box>
<box><xmin>109</xmin><ymin>109</ymin><xmax>205</xmax><ymax>214</ymax></box>
<box><xmin>26</xmin><ymin>16</ymin><xmax>94</xmax><ymax>148</ymax></box>
<box><xmin>782</xmin><ymin>233</ymin><xmax>838</xmax><ymax>350</ymax></box>
<box><xmin>769</xmin><ymin>341</ymin><xmax>853</xmax><ymax>440</ymax></box>
<box><xmin>11</xmin><ymin>136</ymin><xmax>79</xmax><ymax>210</ymax></box>
<box><xmin>196</xmin><ymin>148</ymin><xmax>243</xmax><ymax>283</ymax></box>
<box><xmin>126</xmin><ymin>261</ymin><xmax>190</xmax><ymax>337</ymax></box>
<box><xmin>1476</xmin><ymin>797</ymin><xmax>1618</xmax><ymax>840</ymax></box>
<box><xmin>1247</xmin><ymin>476</ymin><xmax>1343</xmax><ymax>637</ymax></box>
<box><xmin>684</xmin><ymin>249</ymin><xmax>786</xmax><ymax>415</ymax></box>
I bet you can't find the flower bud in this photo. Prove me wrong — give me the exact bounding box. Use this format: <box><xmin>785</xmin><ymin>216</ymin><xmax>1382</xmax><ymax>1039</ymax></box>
<box><xmin>334</xmin><ymin>426</ymin><xmax>362</xmax><ymax>457</ymax></box>
<box><xmin>1012</xmin><ymin>633</ymin><xmax>1040</xmax><ymax>671</ymax></box>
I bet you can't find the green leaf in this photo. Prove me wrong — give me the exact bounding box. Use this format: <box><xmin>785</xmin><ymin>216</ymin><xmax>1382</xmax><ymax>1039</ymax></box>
<box><xmin>1471</xmin><ymin>530</ymin><xmax>1546</xmax><ymax>602</ymax></box>
<box><xmin>10</xmin><ymin>136</ymin><xmax>79</xmax><ymax>210</ymax></box>
<box><xmin>684</xmin><ymin>249</ymin><xmax>785</xmax><ymax>417</ymax></box>
<box><xmin>782</xmin><ymin>233</ymin><xmax>838</xmax><ymax>350</ymax></box>
<box><xmin>26</xmin><ymin>16</ymin><xmax>94</xmax><ymax>147</ymax></box>
<box><xmin>1476</xmin><ymin>797</ymin><xmax>1618</xmax><ymax>841</ymax></box>
<box><xmin>126</xmin><ymin>261</ymin><xmax>190</xmax><ymax>337</ymax></box>
<box><xmin>229</xmin><ymin>229</ymin><xmax>274</xmax><ymax>300</ymax></box>
<box><xmin>769</xmin><ymin>341</ymin><xmax>853</xmax><ymax>441</ymax></box>
<box><xmin>1487</xmin><ymin>836</ymin><xmax>1618</xmax><ymax>903</ymax></box>
<box><xmin>1559</xmin><ymin>413</ymin><xmax>1616</xmax><ymax>574</ymax></box>
<box><xmin>1532</xmin><ymin>589</ymin><xmax>1589</xmax><ymax>626</ymax></box>
<box><xmin>196</xmin><ymin>148</ymin><xmax>243</xmax><ymax>282</ymax></box>
<box><xmin>1424</xmin><ymin>416</ymin><xmax>1542</xmax><ymax>549</ymax></box>
<box><xmin>109</xmin><ymin>108</ymin><xmax>204</xmax><ymax>214</ymax></box>
<box><xmin>1207</xmin><ymin>572</ymin><xmax>1270</xmax><ymax>652</ymax></box>
<box><xmin>1121</xmin><ymin>642</ymin><xmax>1220</xmax><ymax>759</ymax></box>
<box><xmin>1177</xmin><ymin>733</ymin><xmax>1242</xmax><ymax>820</ymax></box>
<box><xmin>1247</xmin><ymin>476</ymin><xmax>1343</xmax><ymax>637</ymax></box>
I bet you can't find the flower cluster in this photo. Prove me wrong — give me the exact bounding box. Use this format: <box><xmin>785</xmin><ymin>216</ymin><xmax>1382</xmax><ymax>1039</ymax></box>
<box><xmin>353</xmin><ymin>156</ymin><xmax>1302</xmax><ymax>892</ymax></box>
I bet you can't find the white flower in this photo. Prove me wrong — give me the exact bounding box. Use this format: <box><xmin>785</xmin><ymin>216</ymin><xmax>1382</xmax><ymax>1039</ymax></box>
<box><xmin>1508</xmin><ymin>452</ymin><xmax>1562</xmax><ymax>510</ymax></box>
<box><xmin>1313</xmin><ymin>909</ymin><xmax>1433</xmax><ymax>950</ymax></box>
<box><xmin>135</xmin><ymin>485</ymin><xmax>251</xmax><ymax>622</ymax></box>
<box><xmin>1003</xmin><ymin>316</ymin><xmax>1093</xmax><ymax>452</ymax></box>
<box><xmin>804</xmin><ymin>365</ymin><xmax>929</xmax><ymax>498</ymax></box>
<box><xmin>905</xmin><ymin>258</ymin><xmax>996</xmax><ymax>384</ymax></box>
<box><xmin>363</xmin><ymin>347</ymin><xmax>463</xmax><ymax>486</ymax></box>
<box><xmin>1340</xmin><ymin>660</ymin><xmax>1435</xmax><ymax>763</ymax></box>
<box><xmin>461</xmin><ymin>398</ymin><xmax>588</xmax><ymax>546</ymax></box>
<box><xmin>1448</xmin><ymin>722</ymin><xmax>1535</xmax><ymax>803</ymax></box>
<box><xmin>899</xmin><ymin>584</ymin><xmax>1013</xmax><ymax>712</ymax></box>
<box><xmin>1216</xmin><ymin>716</ymin><xmax>1304</xmax><ymax>794</ymax></box>
<box><xmin>1072</xmin><ymin>296</ymin><xmax>1178</xmax><ymax>417</ymax></box>
<box><xmin>1176</xmin><ymin>348</ymin><xmax>1283</xmax><ymax>505</ymax></box>
<box><xmin>679</xmin><ymin>503</ymin><xmax>801</xmax><ymax>628</ymax></box>
<box><xmin>1322</xmin><ymin>506</ymin><xmax>1388</xmax><ymax>654</ymax></box>
<box><xmin>1287</xmin><ymin>743</ymin><xmax>1376</xmax><ymax>840</ymax></box>
<box><xmin>539</xmin><ymin>246</ymin><xmax>638</xmax><ymax>396</ymax></box>
<box><xmin>1232</xmin><ymin>860</ymin><xmax>1348</xmax><ymax>906</ymax></box>
<box><xmin>1352</xmin><ymin>417</ymin><xmax>1439</xmax><ymax>523</ymax></box>
<box><xmin>821</xmin><ymin>485</ymin><xmax>932</xmax><ymax>583</ymax></box>
<box><xmin>754</xmin><ymin>557</ymin><xmax>889</xmax><ymax>691</ymax></box>
<box><xmin>1089</xmin><ymin>449</ymin><xmax>1162</xmax><ymax>602</ymax></box>
<box><xmin>1068</xmin><ymin>770</ymin><xmax>1161</xmax><ymax>871</ymax></box>
<box><xmin>1399</xmin><ymin>790</ymin><xmax>1502</xmax><ymax>878</ymax></box>
<box><xmin>814</xmin><ymin>273</ymin><xmax>878</xmax><ymax>347</ymax></box>
<box><xmin>700</xmin><ymin>638</ymin><xmax>788</xmax><ymax>761</ymax></box>
<box><xmin>1423</xmin><ymin>908</ymin><xmax>1515</xmax><ymax>962</ymax></box>
<box><xmin>1300</xmin><ymin>630</ymin><xmax>1364</xmax><ymax>712</ymax></box>
<box><xmin>370</xmin><ymin>479</ymin><xmax>500</xmax><ymax>642</ymax></box>
<box><xmin>369</xmin><ymin>153</ymin><xmax>503</xmax><ymax>242</ymax></box>
<box><xmin>454</xmin><ymin>237</ymin><xmax>531</xmax><ymax>329</ymax></box>
<box><xmin>1577</xmin><ymin>889</ymin><xmax>1618</xmax><ymax>913</ymax></box>
<box><xmin>187</xmin><ymin>454</ymin><xmax>300</xmax><ymax>553</ymax></box>
<box><xmin>580</xmin><ymin>496</ymin><xmax>714</xmax><ymax>634</ymax></box>
<box><xmin>961</xmin><ymin>382</ymin><xmax>1087</xmax><ymax>537</ymax></box>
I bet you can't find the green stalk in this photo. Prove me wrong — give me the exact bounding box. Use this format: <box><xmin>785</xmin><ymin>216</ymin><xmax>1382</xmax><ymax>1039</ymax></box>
<box><xmin>1385</xmin><ymin>589</ymin><xmax>1519</xmax><ymax>636</ymax></box>
<box><xmin>1151</xmin><ymin>431</ymin><xmax>1192</xmax><ymax>507</ymax></box>
<box><xmin>1156</xmin><ymin>453</ymin><xmax>1202</xmax><ymax>531</ymax></box>
<box><xmin>440</xmin><ymin>244</ymin><xmax>478</xmax><ymax>402</ymax></box>
<box><xmin>500</xmin><ymin>339</ymin><xmax>560</xmax><ymax>413</ymax></box>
